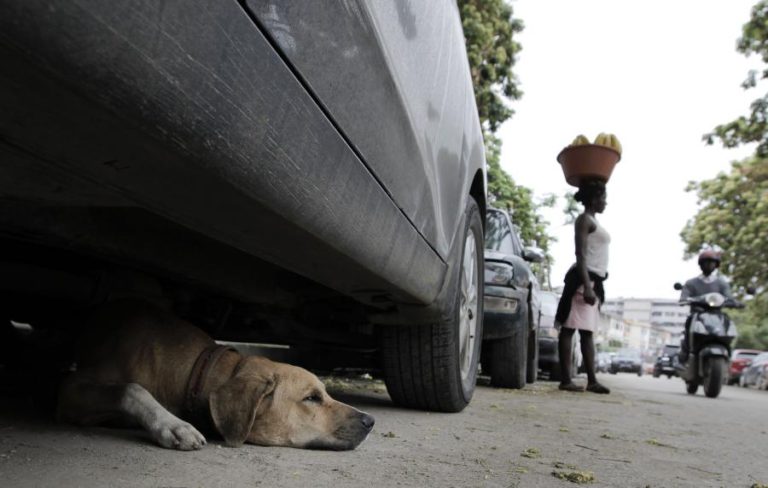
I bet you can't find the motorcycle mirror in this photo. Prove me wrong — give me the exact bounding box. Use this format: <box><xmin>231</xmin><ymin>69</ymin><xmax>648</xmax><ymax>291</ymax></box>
<box><xmin>673</xmin><ymin>282</ymin><xmax>683</xmax><ymax>291</ymax></box>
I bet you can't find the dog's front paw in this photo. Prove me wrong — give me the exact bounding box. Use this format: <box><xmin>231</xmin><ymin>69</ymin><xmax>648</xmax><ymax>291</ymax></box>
<box><xmin>152</xmin><ymin>418</ymin><xmax>207</xmax><ymax>451</ymax></box>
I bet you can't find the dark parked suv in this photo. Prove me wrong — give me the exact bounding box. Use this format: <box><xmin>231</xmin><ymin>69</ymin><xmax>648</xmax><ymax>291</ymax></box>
<box><xmin>653</xmin><ymin>344</ymin><xmax>680</xmax><ymax>378</ymax></box>
<box><xmin>0</xmin><ymin>0</ymin><xmax>487</xmax><ymax>413</ymax></box>
<box><xmin>610</xmin><ymin>349</ymin><xmax>643</xmax><ymax>376</ymax></box>
<box><xmin>481</xmin><ymin>208</ymin><xmax>544</xmax><ymax>389</ymax></box>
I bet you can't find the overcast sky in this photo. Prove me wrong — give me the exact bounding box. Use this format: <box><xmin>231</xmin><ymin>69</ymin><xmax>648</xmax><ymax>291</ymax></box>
<box><xmin>498</xmin><ymin>0</ymin><xmax>758</xmax><ymax>299</ymax></box>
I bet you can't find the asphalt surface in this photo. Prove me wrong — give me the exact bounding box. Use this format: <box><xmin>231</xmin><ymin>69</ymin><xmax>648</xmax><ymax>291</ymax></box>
<box><xmin>1</xmin><ymin>371</ymin><xmax>767</xmax><ymax>487</ymax></box>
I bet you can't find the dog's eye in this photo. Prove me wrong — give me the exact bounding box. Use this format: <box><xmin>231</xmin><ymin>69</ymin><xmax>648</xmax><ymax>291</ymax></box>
<box><xmin>303</xmin><ymin>393</ymin><xmax>322</xmax><ymax>403</ymax></box>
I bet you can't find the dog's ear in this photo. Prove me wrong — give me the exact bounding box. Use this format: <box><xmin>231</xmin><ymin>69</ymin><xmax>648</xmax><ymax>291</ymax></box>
<box><xmin>209</xmin><ymin>372</ymin><xmax>275</xmax><ymax>447</ymax></box>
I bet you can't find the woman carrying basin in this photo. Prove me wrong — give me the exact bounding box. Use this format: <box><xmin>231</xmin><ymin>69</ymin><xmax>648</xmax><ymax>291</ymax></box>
<box><xmin>553</xmin><ymin>133</ymin><xmax>622</xmax><ymax>394</ymax></box>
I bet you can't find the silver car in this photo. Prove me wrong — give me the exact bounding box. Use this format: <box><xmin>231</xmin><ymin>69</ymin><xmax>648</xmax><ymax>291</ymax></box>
<box><xmin>0</xmin><ymin>0</ymin><xmax>486</xmax><ymax>412</ymax></box>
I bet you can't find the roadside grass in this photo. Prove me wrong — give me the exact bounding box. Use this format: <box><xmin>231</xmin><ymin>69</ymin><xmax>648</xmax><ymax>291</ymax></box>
<box><xmin>520</xmin><ymin>447</ymin><xmax>540</xmax><ymax>459</ymax></box>
<box><xmin>552</xmin><ymin>470</ymin><xmax>595</xmax><ymax>484</ymax></box>
<box><xmin>645</xmin><ymin>438</ymin><xmax>676</xmax><ymax>449</ymax></box>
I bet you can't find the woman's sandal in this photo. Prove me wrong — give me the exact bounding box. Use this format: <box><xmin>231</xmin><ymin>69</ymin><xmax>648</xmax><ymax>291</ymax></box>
<box><xmin>558</xmin><ymin>382</ymin><xmax>585</xmax><ymax>392</ymax></box>
<box><xmin>586</xmin><ymin>383</ymin><xmax>610</xmax><ymax>394</ymax></box>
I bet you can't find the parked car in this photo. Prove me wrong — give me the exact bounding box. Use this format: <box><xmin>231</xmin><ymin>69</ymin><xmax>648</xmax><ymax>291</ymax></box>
<box><xmin>653</xmin><ymin>344</ymin><xmax>680</xmax><ymax>379</ymax></box>
<box><xmin>537</xmin><ymin>291</ymin><xmax>581</xmax><ymax>381</ymax></box>
<box><xmin>481</xmin><ymin>208</ymin><xmax>544</xmax><ymax>389</ymax></box>
<box><xmin>597</xmin><ymin>352</ymin><xmax>612</xmax><ymax>373</ymax></box>
<box><xmin>739</xmin><ymin>351</ymin><xmax>768</xmax><ymax>389</ymax></box>
<box><xmin>0</xmin><ymin>1</ymin><xmax>487</xmax><ymax>413</ymax></box>
<box><xmin>610</xmin><ymin>349</ymin><xmax>643</xmax><ymax>376</ymax></box>
<box><xmin>728</xmin><ymin>349</ymin><xmax>763</xmax><ymax>385</ymax></box>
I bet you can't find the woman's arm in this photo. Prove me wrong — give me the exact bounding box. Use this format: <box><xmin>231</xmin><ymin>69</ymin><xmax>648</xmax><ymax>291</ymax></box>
<box><xmin>574</xmin><ymin>213</ymin><xmax>597</xmax><ymax>305</ymax></box>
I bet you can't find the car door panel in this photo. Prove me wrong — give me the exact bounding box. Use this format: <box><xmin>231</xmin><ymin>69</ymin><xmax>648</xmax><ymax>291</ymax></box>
<box><xmin>0</xmin><ymin>0</ymin><xmax>447</xmax><ymax>305</ymax></box>
<box><xmin>245</xmin><ymin>0</ymin><xmax>484</xmax><ymax>259</ymax></box>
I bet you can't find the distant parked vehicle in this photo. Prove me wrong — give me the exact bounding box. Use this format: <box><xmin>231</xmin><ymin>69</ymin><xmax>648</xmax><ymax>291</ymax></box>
<box><xmin>536</xmin><ymin>291</ymin><xmax>581</xmax><ymax>381</ymax></box>
<box><xmin>739</xmin><ymin>351</ymin><xmax>768</xmax><ymax>389</ymax></box>
<box><xmin>481</xmin><ymin>208</ymin><xmax>544</xmax><ymax>389</ymax></box>
<box><xmin>597</xmin><ymin>352</ymin><xmax>612</xmax><ymax>373</ymax></box>
<box><xmin>653</xmin><ymin>344</ymin><xmax>680</xmax><ymax>379</ymax></box>
<box><xmin>728</xmin><ymin>349</ymin><xmax>763</xmax><ymax>385</ymax></box>
<box><xmin>610</xmin><ymin>349</ymin><xmax>643</xmax><ymax>376</ymax></box>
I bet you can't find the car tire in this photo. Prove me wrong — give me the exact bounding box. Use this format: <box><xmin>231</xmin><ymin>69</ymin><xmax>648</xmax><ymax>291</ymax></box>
<box><xmin>637</xmin><ymin>368</ymin><xmax>643</xmax><ymax>377</ymax></box>
<box><xmin>525</xmin><ymin>323</ymin><xmax>538</xmax><ymax>384</ymax></box>
<box><xmin>488</xmin><ymin>325</ymin><xmax>527</xmax><ymax>389</ymax></box>
<box><xmin>381</xmin><ymin>197</ymin><xmax>483</xmax><ymax>412</ymax></box>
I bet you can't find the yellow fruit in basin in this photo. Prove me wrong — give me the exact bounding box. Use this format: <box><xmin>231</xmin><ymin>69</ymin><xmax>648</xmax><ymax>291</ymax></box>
<box><xmin>571</xmin><ymin>134</ymin><xmax>591</xmax><ymax>146</ymax></box>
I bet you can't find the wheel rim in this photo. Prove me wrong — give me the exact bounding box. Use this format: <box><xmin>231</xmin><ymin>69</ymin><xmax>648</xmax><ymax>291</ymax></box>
<box><xmin>458</xmin><ymin>231</ymin><xmax>479</xmax><ymax>381</ymax></box>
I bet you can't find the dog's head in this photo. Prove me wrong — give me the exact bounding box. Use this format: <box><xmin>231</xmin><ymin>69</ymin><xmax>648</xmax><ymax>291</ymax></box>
<box><xmin>209</xmin><ymin>356</ymin><xmax>374</xmax><ymax>450</ymax></box>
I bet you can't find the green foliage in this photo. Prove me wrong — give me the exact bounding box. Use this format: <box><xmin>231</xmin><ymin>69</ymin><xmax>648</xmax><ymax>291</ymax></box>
<box><xmin>705</xmin><ymin>1</ymin><xmax>768</xmax><ymax>155</ymax></box>
<box><xmin>458</xmin><ymin>0</ymin><xmax>523</xmax><ymax>132</ymax></box>
<box><xmin>562</xmin><ymin>191</ymin><xmax>580</xmax><ymax>225</ymax></box>
<box><xmin>681</xmin><ymin>157</ymin><xmax>768</xmax><ymax>289</ymax></box>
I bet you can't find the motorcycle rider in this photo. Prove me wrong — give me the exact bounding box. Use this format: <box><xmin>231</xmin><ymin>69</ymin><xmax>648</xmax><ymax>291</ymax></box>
<box><xmin>678</xmin><ymin>249</ymin><xmax>732</xmax><ymax>362</ymax></box>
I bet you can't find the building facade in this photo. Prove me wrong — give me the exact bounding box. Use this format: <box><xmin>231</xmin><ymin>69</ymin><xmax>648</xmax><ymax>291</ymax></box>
<box><xmin>603</xmin><ymin>298</ymin><xmax>687</xmax><ymax>344</ymax></box>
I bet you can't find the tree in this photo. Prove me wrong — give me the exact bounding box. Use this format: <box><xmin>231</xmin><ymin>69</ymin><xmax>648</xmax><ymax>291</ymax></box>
<box><xmin>685</xmin><ymin>1</ymin><xmax>768</xmax><ymax>348</ymax></box>
<box><xmin>704</xmin><ymin>1</ymin><xmax>768</xmax><ymax>156</ymax></box>
<box><xmin>458</xmin><ymin>0</ymin><xmax>556</xmax><ymax>285</ymax></box>
<box><xmin>681</xmin><ymin>157</ymin><xmax>768</xmax><ymax>290</ymax></box>
<box><xmin>458</xmin><ymin>0</ymin><xmax>523</xmax><ymax>133</ymax></box>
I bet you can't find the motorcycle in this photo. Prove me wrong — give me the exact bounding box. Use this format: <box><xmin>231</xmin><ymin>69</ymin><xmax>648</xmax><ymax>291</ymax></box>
<box><xmin>673</xmin><ymin>285</ymin><xmax>743</xmax><ymax>398</ymax></box>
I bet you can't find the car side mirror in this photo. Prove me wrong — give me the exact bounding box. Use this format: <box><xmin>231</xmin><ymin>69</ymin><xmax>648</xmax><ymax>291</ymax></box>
<box><xmin>522</xmin><ymin>247</ymin><xmax>545</xmax><ymax>264</ymax></box>
<box><xmin>673</xmin><ymin>282</ymin><xmax>683</xmax><ymax>291</ymax></box>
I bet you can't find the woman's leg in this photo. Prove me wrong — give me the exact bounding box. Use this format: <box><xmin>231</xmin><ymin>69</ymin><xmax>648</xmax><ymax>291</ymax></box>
<box><xmin>579</xmin><ymin>330</ymin><xmax>610</xmax><ymax>394</ymax></box>
<box><xmin>557</xmin><ymin>327</ymin><xmax>574</xmax><ymax>382</ymax></box>
<box><xmin>579</xmin><ymin>330</ymin><xmax>597</xmax><ymax>384</ymax></box>
<box><xmin>557</xmin><ymin>327</ymin><xmax>582</xmax><ymax>390</ymax></box>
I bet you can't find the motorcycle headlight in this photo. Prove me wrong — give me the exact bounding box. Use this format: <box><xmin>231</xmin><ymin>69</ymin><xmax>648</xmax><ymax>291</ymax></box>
<box><xmin>704</xmin><ymin>293</ymin><xmax>725</xmax><ymax>308</ymax></box>
<box><xmin>484</xmin><ymin>262</ymin><xmax>514</xmax><ymax>286</ymax></box>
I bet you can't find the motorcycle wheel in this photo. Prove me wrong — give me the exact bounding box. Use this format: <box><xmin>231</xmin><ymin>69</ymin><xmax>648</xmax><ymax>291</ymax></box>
<box><xmin>703</xmin><ymin>357</ymin><xmax>725</xmax><ymax>398</ymax></box>
<box><xmin>686</xmin><ymin>381</ymin><xmax>698</xmax><ymax>395</ymax></box>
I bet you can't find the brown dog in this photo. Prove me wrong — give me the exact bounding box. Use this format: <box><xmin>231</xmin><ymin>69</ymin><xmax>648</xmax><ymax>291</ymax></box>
<box><xmin>57</xmin><ymin>299</ymin><xmax>374</xmax><ymax>450</ymax></box>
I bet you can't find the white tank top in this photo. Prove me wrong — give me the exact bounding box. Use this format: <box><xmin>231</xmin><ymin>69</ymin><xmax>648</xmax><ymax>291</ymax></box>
<box><xmin>585</xmin><ymin>216</ymin><xmax>610</xmax><ymax>277</ymax></box>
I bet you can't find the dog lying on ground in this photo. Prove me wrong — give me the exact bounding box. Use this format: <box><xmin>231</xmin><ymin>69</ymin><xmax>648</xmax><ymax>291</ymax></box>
<box><xmin>56</xmin><ymin>299</ymin><xmax>374</xmax><ymax>450</ymax></box>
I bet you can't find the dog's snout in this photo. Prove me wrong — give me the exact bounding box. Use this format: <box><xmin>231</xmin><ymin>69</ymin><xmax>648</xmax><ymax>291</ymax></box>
<box><xmin>360</xmin><ymin>413</ymin><xmax>375</xmax><ymax>431</ymax></box>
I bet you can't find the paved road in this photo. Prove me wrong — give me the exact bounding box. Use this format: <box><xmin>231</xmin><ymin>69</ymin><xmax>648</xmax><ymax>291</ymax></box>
<box><xmin>1</xmin><ymin>372</ymin><xmax>767</xmax><ymax>487</ymax></box>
